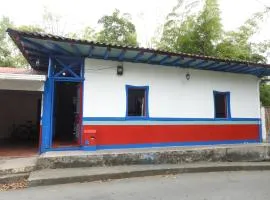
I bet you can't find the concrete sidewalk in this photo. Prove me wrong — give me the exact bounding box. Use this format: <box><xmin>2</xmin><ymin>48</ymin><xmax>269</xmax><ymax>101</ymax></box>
<box><xmin>28</xmin><ymin>162</ymin><xmax>270</xmax><ymax>187</ymax></box>
<box><xmin>37</xmin><ymin>143</ymin><xmax>270</xmax><ymax>169</ymax></box>
<box><xmin>0</xmin><ymin>157</ymin><xmax>37</xmax><ymax>184</ymax></box>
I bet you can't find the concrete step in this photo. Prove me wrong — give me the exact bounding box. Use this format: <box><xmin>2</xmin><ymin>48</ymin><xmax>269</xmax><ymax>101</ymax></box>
<box><xmin>0</xmin><ymin>173</ymin><xmax>29</xmax><ymax>184</ymax></box>
<box><xmin>28</xmin><ymin>162</ymin><xmax>270</xmax><ymax>187</ymax></box>
<box><xmin>37</xmin><ymin>144</ymin><xmax>270</xmax><ymax>169</ymax></box>
<box><xmin>0</xmin><ymin>157</ymin><xmax>37</xmax><ymax>176</ymax></box>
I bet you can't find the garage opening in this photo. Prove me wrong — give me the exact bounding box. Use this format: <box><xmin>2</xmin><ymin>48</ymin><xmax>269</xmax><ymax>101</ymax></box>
<box><xmin>52</xmin><ymin>82</ymin><xmax>82</xmax><ymax>147</ymax></box>
<box><xmin>0</xmin><ymin>90</ymin><xmax>42</xmax><ymax>157</ymax></box>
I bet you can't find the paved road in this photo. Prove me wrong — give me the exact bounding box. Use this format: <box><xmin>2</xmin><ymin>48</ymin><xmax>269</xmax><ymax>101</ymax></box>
<box><xmin>1</xmin><ymin>171</ymin><xmax>270</xmax><ymax>200</ymax></box>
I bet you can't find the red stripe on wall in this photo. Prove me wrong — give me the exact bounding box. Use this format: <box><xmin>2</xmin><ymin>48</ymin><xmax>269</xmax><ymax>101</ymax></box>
<box><xmin>83</xmin><ymin>124</ymin><xmax>259</xmax><ymax>145</ymax></box>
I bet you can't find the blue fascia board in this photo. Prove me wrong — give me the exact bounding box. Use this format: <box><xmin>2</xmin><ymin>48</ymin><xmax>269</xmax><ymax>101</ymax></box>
<box><xmin>103</xmin><ymin>47</ymin><xmax>110</xmax><ymax>60</ymax></box>
<box><xmin>133</xmin><ymin>51</ymin><xmax>144</xmax><ymax>62</ymax></box>
<box><xmin>178</xmin><ymin>59</ymin><xmax>197</xmax><ymax>67</ymax></box>
<box><xmin>83</xmin><ymin>117</ymin><xmax>260</xmax><ymax>122</ymax></box>
<box><xmin>50</xmin><ymin>43</ymin><xmax>73</xmax><ymax>56</ymax></box>
<box><xmin>207</xmin><ymin>63</ymin><xmax>228</xmax><ymax>70</ymax></box>
<box><xmin>221</xmin><ymin>63</ymin><xmax>239</xmax><ymax>71</ymax></box>
<box><xmin>193</xmin><ymin>60</ymin><xmax>209</xmax><ymax>68</ymax></box>
<box><xmin>70</xmin><ymin>44</ymin><xmax>82</xmax><ymax>55</ymax></box>
<box><xmin>170</xmin><ymin>57</ymin><xmax>182</xmax><ymax>66</ymax></box>
<box><xmin>147</xmin><ymin>53</ymin><xmax>157</xmax><ymax>63</ymax></box>
<box><xmin>159</xmin><ymin>55</ymin><xmax>171</xmax><ymax>65</ymax></box>
<box><xmin>202</xmin><ymin>62</ymin><xmax>219</xmax><ymax>69</ymax></box>
<box><xmin>88</xmin><ymin>45</ymin><xmax>94</xmax><ymax>57</ymax></box>
<box><xmin>118</xmin><ymin>49</ymin><xmax>126</xmax><ymax>61</ymax></box>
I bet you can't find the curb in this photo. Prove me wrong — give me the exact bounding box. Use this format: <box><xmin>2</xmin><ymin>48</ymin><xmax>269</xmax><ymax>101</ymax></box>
<box><xmin>28</xmin><ymin>162</ymin><xmax>270</xmax><ymax>187</ymax></box>
<box><xmin>37</xmin><ymin>145</ymin><xmax>270</xmax><ymax>169</ymax></box>
<box><xmin>0</xmin><ymin>173</ymin><xmax>29</xmax><ymax>184</ymax></box>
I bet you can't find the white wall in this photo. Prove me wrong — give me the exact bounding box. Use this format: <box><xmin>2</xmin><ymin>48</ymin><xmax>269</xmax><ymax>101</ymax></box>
<box><xmin>261</xmin><ymin>106</ymin><xmax>267</xmax><ymax>142</ymax></box>
<box><xmin>84</xmin><ymin>58</ymin><xmax>260</xmax><ymax>118</ymax></box>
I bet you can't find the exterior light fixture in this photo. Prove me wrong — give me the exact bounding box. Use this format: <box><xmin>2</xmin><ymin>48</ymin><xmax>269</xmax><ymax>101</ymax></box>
<box><xmin>186</xmin><ymin>72</ymin><xmax>191</xmax><ymax>80</ymax></box>
<box><xmin>35</xmin><ymin>59</ymin><xmax>40</xmax><ymax>67</ymax></box>
<box><xmin>117</xmin><ymin>65</ymin><xmax>124</xmax><ymax>76</ymax></box>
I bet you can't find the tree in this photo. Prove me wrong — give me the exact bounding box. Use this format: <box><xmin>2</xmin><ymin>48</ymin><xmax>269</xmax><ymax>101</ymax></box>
<box><xmin>17</xmin><ymin>25</ymin><xmax>44</xmax><ymax>33</ymax></box>
<box><xmin>216</xmin><ymin>9</ymin><xmax>270</xmax><ymax>63</ymax></box>
<box><xmin>96</xmin><ymin>9</ymin><xmax>138</xmax><ymax>46</ymax></box>
<box><xmin>42</xmin><ymin>7</ymin><xmax>64</xmax><ymax>35</ymax></box>
<box><xmin>157</xmin><ymin>0</ymin><xmax>222</xmax><ymax>55</ymax></box>
<box><xmin>0</xmin><ymin>16</ymin><xmax>15</xmax><ymax>67</ymax></box>
<box><xmin>156</xmin><ymin>0</ymin><xmax>270</xmax><ymax>63</ymax></box>
<box><xmin>66</xmin><ymin>26</ymin><xmax>97</xmax><ymax>41</ymax></box>
<box><xmin>260</xmin><ymin>84</ymin><xmax>270</xmax><ymax>106</ymax></box>
<box><xmin>0</xmin><ymin>16</ymin><xmax>46</xmax><ymax>68</ymax></box>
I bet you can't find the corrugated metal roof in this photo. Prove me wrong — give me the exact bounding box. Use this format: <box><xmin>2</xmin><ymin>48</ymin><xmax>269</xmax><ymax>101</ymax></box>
<box><xmin>0</xmin><ymin>67</ymin><xmax>44</xmax><ymax>75</ymax></box>
<box><xmin>6</xmin><ymin>28</ymin><xmax>270</xmax><ymax>77</ymax></box>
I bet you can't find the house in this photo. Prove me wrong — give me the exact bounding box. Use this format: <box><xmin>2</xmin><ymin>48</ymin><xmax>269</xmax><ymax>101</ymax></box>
<box><xmin>4</xmin><ymin>28</ymin><xmax>270</xmax><ymax>154</ymax></box>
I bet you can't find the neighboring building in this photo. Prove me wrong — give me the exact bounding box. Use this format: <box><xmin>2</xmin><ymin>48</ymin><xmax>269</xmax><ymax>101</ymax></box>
<box><xmin>3</xmin><ymin>28</ymin><xmax>270</xmax><ymax>154</ymax></box>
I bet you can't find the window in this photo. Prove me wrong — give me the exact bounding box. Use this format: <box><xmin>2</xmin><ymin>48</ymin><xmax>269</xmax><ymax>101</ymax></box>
<box><xmin>126</xmin><ymin>86</ymin><xmax>148</xmax><ymax>117</ymax></box>
<box><xmin>214</xmin><ymin>92</ymin><xmax>230</xmax><ymax>118</ymax></box>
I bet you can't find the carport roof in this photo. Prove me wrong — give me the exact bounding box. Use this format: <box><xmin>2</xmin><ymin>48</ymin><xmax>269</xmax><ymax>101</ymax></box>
<box><xmin>7</xmin><ymin>28</ymin><xmax>270</xmax><ymax>77</ymax></box>
<box><xmin>0</xmin><ymin>67</ymin><xmax>46</xmax><ymax>81</ymax></box>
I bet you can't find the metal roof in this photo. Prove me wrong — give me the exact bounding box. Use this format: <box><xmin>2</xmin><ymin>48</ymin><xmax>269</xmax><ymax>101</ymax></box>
<box><xmin>0</xmin><ymin>67</ymin><xmax>45</xmax><ymax>75</ymax></box>
<box><xmin>7</xmin><ymin>28</ymin><xmax>270</xmax><ymax>77</ymax></box>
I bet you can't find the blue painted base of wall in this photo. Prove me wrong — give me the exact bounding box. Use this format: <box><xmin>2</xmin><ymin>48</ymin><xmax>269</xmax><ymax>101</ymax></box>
<box><xmin>41</xmin><ymin>139</ymin><xmax>259</xmax><ymax>153</ymax></box>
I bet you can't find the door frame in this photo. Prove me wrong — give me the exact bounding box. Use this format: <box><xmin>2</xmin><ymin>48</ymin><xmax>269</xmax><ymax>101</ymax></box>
<box><xmin>41</xmin><ymin>56</ymin><xmax>84</xmax><ymax>152</ymax></box>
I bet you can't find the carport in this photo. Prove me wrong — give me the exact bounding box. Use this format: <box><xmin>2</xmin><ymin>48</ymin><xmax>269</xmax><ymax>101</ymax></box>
<box><xmin>0</xmin><ymin>67</ymin><xmax>46</xmax><ymax>157</ymax></box>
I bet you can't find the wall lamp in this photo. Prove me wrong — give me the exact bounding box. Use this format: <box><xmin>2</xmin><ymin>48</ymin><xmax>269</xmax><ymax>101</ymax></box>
<box><xmin>186</xmin><ymin>72</ymin><xmax>191</xmax><ymax>80</ymax></box>
<box><xmin>117</xmin><ymin>64</ymin><xmax>124</xmax><ymax>76</ymax></box>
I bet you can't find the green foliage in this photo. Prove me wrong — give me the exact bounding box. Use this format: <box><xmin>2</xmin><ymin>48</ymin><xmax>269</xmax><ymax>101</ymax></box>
<box><xmin>0</xmin><ymin>17</ymin><xmax>45</xmax><ymax>68</ymax></box>
<box><xmin>216</xmin><ymin>10</ymin><xmax>269</xmax><ymax>63</ymax></box>
<box><xmin>156</xmin><ymin>0</ymin><xmax>269</xmax><ymax>63</ymax></box>
<box><xmin>158</xmin><ymin>0</ymin><xmax>222</xmax><ymax>55</ymax></box>
<box><xmin>96</xmin><ymin>9</ymin><xmax>138</xmax><ymax>46</ymax></box>
<box><xmin>17</xmin><ymin>25</ymin><xmax>44</xmax><ymax>33</ymax></box>
<box><xmin>0</xmin><ymin>16</ymin><xmax>15</xmax><ymax>67</ymax></box>
<box><xmin>260</xmin><ymin>84</ymin><xmax>270</xmax><ymax>106</ymax></box>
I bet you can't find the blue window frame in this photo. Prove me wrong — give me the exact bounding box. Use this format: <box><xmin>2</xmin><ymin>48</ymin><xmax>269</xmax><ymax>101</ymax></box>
<box><xmin>213</xmin><ymin>91</ymin><xmax>231</xmax><ymax>119</ymax></box>
<box><xmin>125</xmin><ymin>85</ymin><xmax>149</xmax><ymax>119</ymax></box>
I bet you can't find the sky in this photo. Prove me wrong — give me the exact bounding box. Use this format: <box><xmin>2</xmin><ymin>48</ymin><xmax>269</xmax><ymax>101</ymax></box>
<box><xmin>0</xmin><ymin>0</ymin><xmax>270</xmax><ymax>47</ymax></box>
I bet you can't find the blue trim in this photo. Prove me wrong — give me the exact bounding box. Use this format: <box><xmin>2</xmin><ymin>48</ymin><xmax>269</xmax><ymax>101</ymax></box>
<box><xmin>213</xmin><ymin>91</ymin><xmax>231</xmax><ymax>119</ymax></box>
<box><xmin>208</xmin><ymin>63</ymin><xmax>228</xmax><ymax>70</ymax></box>
<box><xmin>159</xmin><ymin>55</ymin><xmax>170</xmax><ymax>65</ymax></box>
<box><xmin>179</xmin><ymin>59</ymin><xmax>196</xmax><ymax>67</ymax></box>
<box><xmin>103</xmin><ymin>47</ymin><xmax>110</xmax><ymax>59</ymax></box>
<box><xmin>171</xmin><ymin>57</ymin><xmax>182</xmax><ymax>65</ymax></box>
<box><xmin>259</xmin><ymin>119</ymin><xmax>263</xmax><ymax>142</ymax></box>
<box><xmin>203</xmin><ymin>62</ymin><xmax>219</xmax><ymax>69</ymax></box>
<box><xmin>220</xmin><ymin>63</ymin><xmax>238</xmax><ymax>71</ymax></box>
<box><xmin>118</xmin><ymin>49</ymin><xmax>126</xmax><ymax>61</ymax></box>
<box><xmin>125</xmin><ymin>85</ymin><xmax>149</xmax><ymax>118</ymax></box>
<box><xmin>134</xmin><ymin>51</ymin><xmax>144</xmax><ymax>62</ymax></box>
<box><xmin>193</xmin><ymin>60</ymin><xmax>208</xmax><ymax>68</ymax></box>
<box><xmin>40</xmin><ymin>56</ymin><xmax>85</xmax><ymax>151</ymax></box>
<box><xmin>42</xmin><ymin>140</ymin><xmax>259</xmax><ymax>153</ymax></box>
<box><xmin>51</xmin><ymin>43</ymin><xmax>72</xmax><ymax>55</ymax></box>
<box><xmin>83</xmin><ymin>117</ymin><xmax>260</xmax><ymax>122</ymax></box>
<box><xmin>47</xmin><ymin>146</ymin><xmax>82</xmax><ymax>151</ymax></box>
<box><xmin>96</xmin><ymin>140</ymin><xmax>259</xmax><ymax>150</ymax></box>
<box><xmin>147</xmin><ymin>53</ymin><xmax>157</xmax><ymax>63</ymax></box>
<box><xmin>88</xmin><ymin>46</ymin><xmax>94</xmax><ymax>57</ymax></box>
